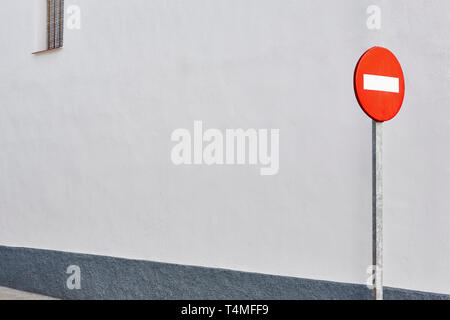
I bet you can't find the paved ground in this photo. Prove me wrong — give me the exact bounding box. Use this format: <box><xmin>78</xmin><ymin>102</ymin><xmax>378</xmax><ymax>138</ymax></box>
<box><xmin>0</xmin><ymin>286</ymin><xmax>57</xmax><ymax>300</ymax></box>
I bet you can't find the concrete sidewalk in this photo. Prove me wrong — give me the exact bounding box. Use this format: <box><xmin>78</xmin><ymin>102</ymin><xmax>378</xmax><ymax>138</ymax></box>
<box><xmin>0</xmin><ymin>286</ymin><xmax>57</xmax><ymax>300</ymax></box>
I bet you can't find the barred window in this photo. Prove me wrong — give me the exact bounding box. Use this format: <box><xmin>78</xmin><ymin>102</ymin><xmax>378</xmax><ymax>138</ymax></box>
<box><xmin>47</xmin><ymin>0</ymin><xmax>64</xmax><ymax>49</ymax></box>
<box><xmin>34</xmin><ymin>0</ymin><xmax>64</xmax><ymax>53</ymax></box>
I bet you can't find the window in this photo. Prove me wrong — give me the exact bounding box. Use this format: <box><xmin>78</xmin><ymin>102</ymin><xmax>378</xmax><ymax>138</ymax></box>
<box><xmin>34</xmin><ymin>0</ymin><xmax>64</xmax><ymax>53</ymax></box>
<box><xmin>47</xmin><ymin>0</ymin><xmax>64</xmax><ymax>49</ymax></box>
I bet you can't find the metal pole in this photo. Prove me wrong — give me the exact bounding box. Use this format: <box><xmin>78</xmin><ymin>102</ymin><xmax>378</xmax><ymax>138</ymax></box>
<box><xmin>372</xmin><ymin>120</ymin><xmax>383</xmax><ymax>300</ymax></box>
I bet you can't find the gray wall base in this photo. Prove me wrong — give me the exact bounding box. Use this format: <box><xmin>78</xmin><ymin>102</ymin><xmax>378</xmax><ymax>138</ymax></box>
<box><xmin>0</xmin><ymin>246</ymin><xmax>448</xmax><ymax>300</ymax></box>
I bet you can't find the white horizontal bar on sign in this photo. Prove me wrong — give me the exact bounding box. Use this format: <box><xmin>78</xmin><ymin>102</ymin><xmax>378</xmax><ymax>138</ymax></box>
<box><xmin>363</xmin><ymin>74</ymin><xmax>400</xmax><ymax>93</ymax></box>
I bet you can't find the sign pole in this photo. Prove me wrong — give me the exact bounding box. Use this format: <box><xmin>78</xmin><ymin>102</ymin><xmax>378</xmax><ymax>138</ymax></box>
<box><xmin>355</xmin><ymin>46</ymin><xmax>404</xmax><ymax>300</ymax></box>
<box><xmin>353</xmin><ymin>47</ymin><xmax>405</xmax><ymax>300</ymax></box>
<box><xmin>372</xmin><ymin>120</ymin><xmax>383</xmax><ymax>300</ymax></box>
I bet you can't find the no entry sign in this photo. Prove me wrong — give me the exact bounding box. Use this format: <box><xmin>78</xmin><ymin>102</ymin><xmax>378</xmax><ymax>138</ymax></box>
<box><xmin>354</xmin><ymin>47</ymin><xmax>405</xmax><ymax>122</ymax></box>
<box><xmin>354</xmin><ymin>47</ymin><xmax>406</xmax><ymax>300</ymax></box>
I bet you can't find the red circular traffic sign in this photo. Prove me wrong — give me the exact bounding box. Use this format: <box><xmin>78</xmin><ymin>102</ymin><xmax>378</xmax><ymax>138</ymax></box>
<box><xmin>354</xmin><ymin>47</ymin><xmax>405</xmax><ymax>122</ymax></box>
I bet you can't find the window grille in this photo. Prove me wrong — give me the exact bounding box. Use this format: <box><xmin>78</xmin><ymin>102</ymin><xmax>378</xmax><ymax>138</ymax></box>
<box><xmin>47</xmin><ymin>0</ymin><xmax>64</xmax><ymax>49</ymax></box>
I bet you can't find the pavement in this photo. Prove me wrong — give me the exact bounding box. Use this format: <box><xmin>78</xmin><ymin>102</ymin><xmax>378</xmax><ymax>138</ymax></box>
<box><xmin>0</xmin><ymin>286</ymin><xmax>57</xmax><ymax>300</ymax></box>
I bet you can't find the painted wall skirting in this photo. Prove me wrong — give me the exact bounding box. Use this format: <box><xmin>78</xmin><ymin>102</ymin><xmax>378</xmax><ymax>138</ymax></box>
<box><xmin>0</xmin><ymin>246</ymin><xmax>448</xmax><ymax>300</ymax></box>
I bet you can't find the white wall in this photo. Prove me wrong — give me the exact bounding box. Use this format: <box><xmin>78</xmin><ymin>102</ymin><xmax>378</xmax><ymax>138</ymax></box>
<box><xmin>33</xmin><ymin>0</ymin><xmax>48</xmax><ymax>52</ymax></box>
<box><xmin>0</xmin><ymin>0</ymin><xmax>449</xmax><ymax>294</ymax></box>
